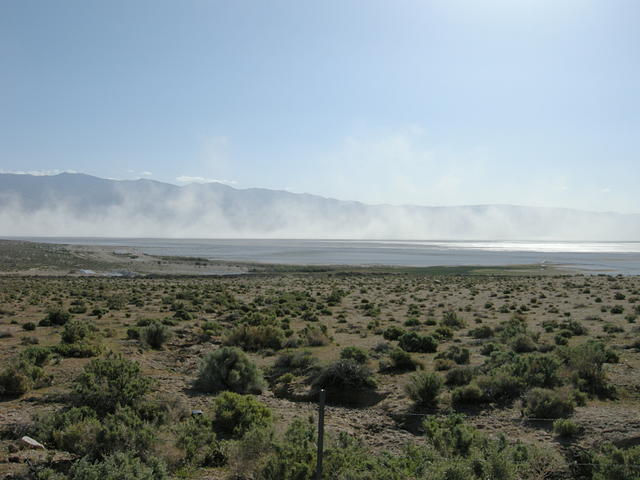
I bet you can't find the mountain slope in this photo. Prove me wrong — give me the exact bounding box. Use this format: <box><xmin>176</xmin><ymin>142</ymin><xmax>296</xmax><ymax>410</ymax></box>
<box><xmin>0</xmin><ymin>173</ymin><xmax>638</xmax><ymax>239</ymax></box>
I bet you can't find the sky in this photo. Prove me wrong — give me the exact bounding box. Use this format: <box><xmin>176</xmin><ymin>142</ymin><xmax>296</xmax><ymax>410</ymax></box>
<box><xmin>1</xmin><ymin>0</ymin><xmax>639</xmax><ymax>213</ymax></box>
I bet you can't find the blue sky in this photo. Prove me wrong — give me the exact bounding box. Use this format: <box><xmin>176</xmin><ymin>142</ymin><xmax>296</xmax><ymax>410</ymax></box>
<box><xmin>1</xmin><ymin>0</ymin><xmax>639</xmax><ymax>213</ymax></box>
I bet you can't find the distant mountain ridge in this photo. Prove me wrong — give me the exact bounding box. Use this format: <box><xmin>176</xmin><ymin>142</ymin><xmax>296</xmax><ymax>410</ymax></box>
<box><xmin>0</xmin><ymin>173</ymin><xmax>638</xmax><ymax>240</ymax></box>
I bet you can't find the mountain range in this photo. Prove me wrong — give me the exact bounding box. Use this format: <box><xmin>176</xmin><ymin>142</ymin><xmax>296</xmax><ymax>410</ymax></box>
<box><xmin>0</xmin><ymin>173</ymin><xmax>638</xmax><ymax>240</ymax></box>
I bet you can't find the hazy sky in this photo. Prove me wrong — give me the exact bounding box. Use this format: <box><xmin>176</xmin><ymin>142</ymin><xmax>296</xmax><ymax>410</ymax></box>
<box><xmin>1</xmin><ymin>0</ymin><xmax>639</xmax><ymax>213</ymax></box>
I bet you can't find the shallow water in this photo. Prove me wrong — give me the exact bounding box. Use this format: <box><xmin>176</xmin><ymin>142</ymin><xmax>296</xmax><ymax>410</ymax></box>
<box><xmin>10</xmin><ymin>237</ymin><xmax>640</xmax><ymax>275</ymax></box>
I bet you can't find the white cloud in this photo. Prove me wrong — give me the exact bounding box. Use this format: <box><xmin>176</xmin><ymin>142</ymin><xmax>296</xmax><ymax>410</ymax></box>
<box><xmin>176</xmin><ymin>175</ymin><xmax>238</xmax><ymax>185</ymax></box>
<box><xmin>601</xmin><ymin>188</ymin><xmax>611</xmax><ymax>193</ymax></box>
<box><xmin>140</xmin><ymin>171</ymin><xmax>153</xmax><ymax>177</ymax></box>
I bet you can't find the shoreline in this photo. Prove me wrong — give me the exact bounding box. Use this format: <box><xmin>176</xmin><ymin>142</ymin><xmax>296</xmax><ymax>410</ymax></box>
<box><xmin>0</xmin><ymin>238</ymin><xmax>614</xmax><ymax>277</ymax></box>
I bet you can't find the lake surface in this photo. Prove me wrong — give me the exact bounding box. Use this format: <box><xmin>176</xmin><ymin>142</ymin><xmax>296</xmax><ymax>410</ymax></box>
<box><xmin>10</xmin><ymin>237</ymin><xmax>640</xmax><ymax>275</ymax></box>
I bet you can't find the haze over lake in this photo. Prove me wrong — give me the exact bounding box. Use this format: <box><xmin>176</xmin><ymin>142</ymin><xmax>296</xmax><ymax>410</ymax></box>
<box><xmin>13</xmin><ymin>237</ymin><xmax>640</xmax><ymax>275</ymax></box>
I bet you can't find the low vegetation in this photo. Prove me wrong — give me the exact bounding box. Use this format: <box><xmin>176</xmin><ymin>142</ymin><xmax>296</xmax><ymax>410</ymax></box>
<box><xmin>0</xmin><ymin>264</ymin><xmax>639</xmax><ymax>479</ymax></box>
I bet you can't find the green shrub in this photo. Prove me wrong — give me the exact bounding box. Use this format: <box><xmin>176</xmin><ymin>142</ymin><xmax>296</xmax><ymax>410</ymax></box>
<box><xmin>61</xmin><ymin>319</ymin><xmax>92</xmax><ymax>343</ymax></box>
<box><xmin>561</xmin><ymin>320</ymin><xmax>588</xmax><ymax>336</ymax></box>
<box><xmin>68</xmin><ymin>451</ymin><xmax>167</xmax><ymax>480</ymax></box>
<box><xmin>553</xmin><ymin>418</ymin><xmax>580</xmax><ymax>438</ymax></box>
<box><xmin>141</xmin><ymin>320</ymin><xmax>172</xmax><ymax>349</ymax></box>
<box><xmin>22</xmin><ymin>321</ymin><xmax>36</xmax><ymax>331</ymax></box>
<box><xmin>423</xmin><ymin>414</ymin><xmax>477</xmax><ymax>456</ymax></box>
<box><xmin>405</xmin><ymin>371</ymin><xmax>443</xmax><ymax>408</ymax></box>
<box><xmin>441</xmin><ymin>311</ymin><xmax>465</xmax><ymax>329</ymax></box>
<box><xmin>436</xmin><ymin>345</ymin><xmax>470</xmax><ymax>365</ymax></box>
<box><xmin>300</xmin><ymin>324</ymin><xmax>330</xmax><ymax>346</ymax></box>
<box><xmin>0</xmin><ymin>361</ymin><xmax>51</xmax><ymax>397</ymax></box>
<box><xmin>52</xmin><ymin>342</ymin><xmax>103</xmax><ymax>358</ymax></box>
<box><xmin>445</xmin><ymin>366</ymin><xmax>475</xmax><ymax>387</ymax></box>
<box><xmin>592</xmin><ymin>444</ymin><xmax>640</xmax><ymax>480</ymax></box>
<box><xmin>554</xmin><ymin>334</ymin><xmax>568</xmax><ymax>346</ymax></box>
<box><xmin>476</xmin><ymin>372</ymin><xmax>524</xmax><ymax>403</ymax></box>
<box><xmin>225</xmin><ymin>324</ymin><xmax>285</xmax><ymax>351</ymax></box>
<box><xmin>259</xmin><ymin>417</ymin><xmax>316</xmax><ymax>480</ymax></box>
<box><xmin>212</xmin><ymin>391</ymin><xmax>273</xmax><ymax>439</ymax></box>
<box><xmin>269</xmin><ymin>350</ymin><xmax>319</xmax><ymax>380</ymax></box>
<box><xmin>558</xmin><ymin>341</ymin><xmax>617</xmax><ymax>395</ymax></box>
<box><xmin>97</xmin><ymin>406</ymin><xmax>158</xmax><ymax>458</ymax></box>
<box><xmin>20</xmin><ymin>346</ymin><xmax>52</xmax><ymax>366</ymax></box>
<box><xmin>382</xmin><ymin>326</ymin><xmax>405</xmax><ymax>341</ymax></box>
<box><xmin>194</xmin><ymin>346</ymin><xmax>265</xmax><ymax>394</ymax></box>
<box><xmin>40</xmin><ymin>308</ymin><xmax>71</xmax><ymax>326</ymax></box>
<box><xmin>312</xmin><ymin>359</ymin><xmax>376</xmax><ymax>401</ymax></box>
<box><xmin>73</xmin><ymin>352</ymin><xmax>152</xmax><ymax>413</ymax></box>
<box><xmin>525</xmin><ymin>388</ymin><xmax>574</xmax><ymax>418</ymax></box>
<box><xmin>340</xmin><ymin>346</ymin><xmax>369</xmax><ymax>364</ymax></box>
<box><xmin>470</xmin><ymin>325</ymin><xmax>493</xmax><ymax>339</ymax></box>
<box><xmin>34</xmin><ymin>406</ymin><xmax>100</xmax><ymax>455</ymax></box>
<box><xmin>398</xmin><ymin>332</ymin><xmax>438</xmax><ymax>353</ymax></box>
<box><xmin>510</xmin><ymin>334</ymin><xmax>537</xmax><ymax>353</ymax></box>
<box><xmin>382</xmin><ymin>348</ymin><xmax>421</xmax><ymax>372</ymax></box>
<box><xmin>452</xmin><ymin>383</ymin><xmax>486</xmax><ymax>405</ymax></box>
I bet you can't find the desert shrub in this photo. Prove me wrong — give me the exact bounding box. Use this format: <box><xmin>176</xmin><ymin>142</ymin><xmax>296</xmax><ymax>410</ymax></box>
<box><xmin>211</xmin><ymin>391</ymin><xmax>273</xmax><ymax>439</ymax></box>
<box><xmin>20</xmin><ymin>346</ymin><xmax>52</xmax><ymax>366</ymax></box>
<box><xmin>441</xmin><ymin>311</ymin><xmax>465</xmax><ymax>329</ymax></box>
<box><xmin>603</xmin><ymin>323</ymin><xmax>624</xmax><ymax>334</ymax></box>
<box><xmin>300</xmin><ymin>324</ymin><xmax>330</xmax><ymax>346</ymax></box>
<box><xmin>225</xmin><ymin>324</ymin><xmax>285</xmax><ymax>351</ymax></box>
<box><xmin>259</xmin><ymin>417</ymin><xmax>316</xmax><ymax>480</ymax></box>
<box><xmin>434</xmin><ymin>358</ymin><xmax>456</xmax><ymax>371</ymax></box>
<box><xmin>269</xmin><ymin>350</ymin><xmax>319</xmax><ymax>380</ymax></box>
<box><xmin>42</xmin><ymin>308</ymin><xmax>72</xmax><ymax>326</ymax></box>
<box><xmin>480</xmin><ymin>342</ymin><xmax>499</xmax><ymax>356</ymax></box>
<box><xmin>380</xmin><ymin>348</ymin><xmax>421</xmax><ymax>372</ymax></box>
<box><xmin>554</xmin><ymin>334</ymin><xmax>568</xmax><ymax>346</ymax></box>
<box><xmin>423</xmin><ymin>414</ymin><xmax>477</xmax><ymax>456</ymax></box>
<box><xmin>506</xmin><ymin>353</ymin><xmax>561</xmax><ymax>389</ymax></box>
<box><xmin>52</xmin><ymin>342</ymin><xmax>102</xmax><ymax>358</ymax></box>
<box><xmin>510</xmin><ymin>334</ymin><xmax>537</xmax><ymax>353</ymax></box>
<box><xmin>340</xmin><ymin>346</ymin><xmax>369</xmax><ymax>364</ymax></box>
<box><xmin>405</xmin><ymin>372</ymin><xmax>443</xmax><ymax>408</ymax></box>
<box><xmin>174</xmin><ymin>416</ymin><xmax>223</xmax><ymax>466</ymax></box>
<box><xmin>470</xmin><ymin>325</ymin><xmax>493</xmax><ymax>339</ymax></box>
<box><xmin>0</xmin><ymin>361</ymin><xmax>50</xmax><ymax>397</ymax></box>
<box><xmin>436</xmin><ymin>345</ymin><xmax>470</xmax><ymax>365</ymax></box>
<box><xmin>497</xmin><ymin>315</ymin><xmax>528</xmax><ymax>341</ymax></box>
<box><xmin>451</xmin><ymin>383</ymin><xmax>486</xmax><ymax>405</ymax></box>
<box><xmin>312</xmin><ymin>359</ymin><xmax>376</xmax><ymax>400</ymax></box>
<box><xmin>68</xmin><ymin>451</ymin><xmax>167</xmax><ymax>480</ymax></box>
<box><xmin>95</xmin><ymin>406</ymin><xmax>158</xmax><ymax>458</ymax></box>
<box><xmin>476</xmin><ymin>371</ymin><xmax>524</xmax><ymax>403</ymax></box>
<box><xmin>61</xmin><ymin>319</ymin><xmax>92</xmax><ymax>343</ymax></box>
<box><xmin>22</xmin><ymin>321</ymin><xmax>36</xmax><ymax>331</ymax></box>
<box><xmin>73</xmin><ymin>352</ymin><xmax>152</xmax><ymax>414</ymax></box>
<box><xmin>525</xmin><ymin>388</ymin><xmax>574</xmax><ymax>418</ymax></box>
<box><xmin>558</xmin><ymin>341</ymin><xmax>617</xmax><ymax>395</ymax></box>
<box><xmin>553</xmin><ymin>418</ymin><xmax>580</xmax><ymax>438</ymax></box>
<box><xmin>433</xmin><ymin>326</ymin><xmax>454</xmax><ymax>340</ymax></box>
<box><xmin>141</xmin><ymin>320</ymin><xmax>172</xmax><ymax>349</ymax></box>
<box><xmin>194</xmin><ymin>346</ymin><xmax>265</xmax><ymax>394</ymax></box>
<box><xmin>33</xmin><ymin>406</ymin><xmax>100</xmax><ymax>455</ymax></box>
<box><xmin>445</xmin><ymin>366</ymin><xmax>475</xmax><ymax>387</ymax></box>
<box><xmin>592</xmin><ymin>444</ymin><xmax>640</xmax><ymax>480</ymax></box>
<box><xmin>69</xmin><ymin>301</ymin><xmax>88</xmax><ymax>314</ymax></box>
<box><xmin>398</xmin><ymin>332</ymin><xmax>438</xmax><ymax>353</ymax></box>
<box><xmin>561</xmin><ymin>320</ymin><xmax>588</xmax><ymax>336</ymax></box>
<box><xmin>383</xmin><ymin>325</ymin><xmax>405</xmax><ymax>341</ymax></box>
<box><xmin>127</xmin><ymin>327</ymin><xmax>141</xmax><ymax>340</ymax></box>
